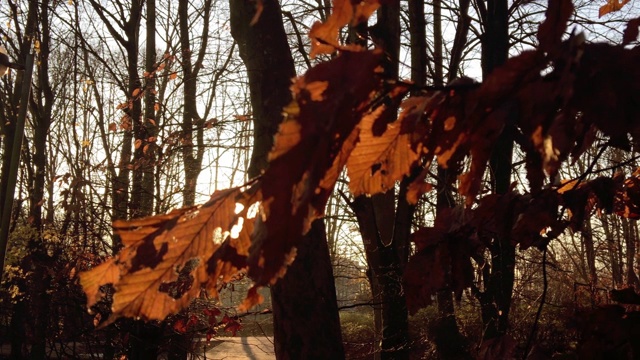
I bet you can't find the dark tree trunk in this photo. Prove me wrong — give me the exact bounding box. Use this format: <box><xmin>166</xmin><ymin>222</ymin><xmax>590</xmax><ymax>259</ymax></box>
<box><xmin>270</xmin><ymin>220</ymin><xmax>344</xmax><ymax>359</ymax></box>
<box><xmin>140</xmin><ymin>0</ymin><xmax>156</xmax><ymax>215</ymax></box>
<box><xmin>125</xmin><ymin>0</ymin><xmax>146</xmax><ymax>220</ymax></box>
<box><xmin>230</xmin><ymin>1</ymin><xmax>344</xmax><ymax>359</ymax></box>
<box><xmin>430</xmin><ymin>0</ymin><xmax>471</xmax><ymax>357</ymax></box>
<box><xmin>178</xmin><ymin>0</ymin><xmax>211</xmax><ymax>207</ymax></box>
<box><xmin>627</xmin><ymin>219</ymin><xmax>640</xmax><ymax>287</ymax></box>
<box><xmin>583</xmin><ymin>220</ymin><xmax>598</xmax><ymax>285</ymax></box>
<box><xmin>478</xmin><ymin>0</ymin><xmax>516</xmax><ymax>340</ymax></box>
<box><xmin>230</xmin><ymin>0</ymin><xmax>295</xmax><ymax>179</ymax></box>
<box><xmin>0</xmin><ymin>2</ymin><xmax>37</xmax><ymax>359</ymax></box>
<box><xmin>26</xmin><ymin>2</ymin><xmax>55</xmax><ymax>358</ymax></box>
<box><xmin>351</xmin><ymin>191</ymin><xmax>411</xmax><ymax>360</ymax></box>
<box><xmin>350</xmin><ymin>4</ymin><xmax>411</xmax><ymax>359</ymax></box>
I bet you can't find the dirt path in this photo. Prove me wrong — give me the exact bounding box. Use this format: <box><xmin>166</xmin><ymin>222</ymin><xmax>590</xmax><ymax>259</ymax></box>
<box><xmin>194</xmin><ymin>336</ymin><xmax>275</xmax><ymax>360</ymax></box>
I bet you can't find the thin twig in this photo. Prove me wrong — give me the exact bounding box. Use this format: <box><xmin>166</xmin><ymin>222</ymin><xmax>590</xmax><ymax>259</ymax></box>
<box><xmin>523</xmin><ymin>247</ymin><xmax>548</xmax><ymax>359</ymax></box>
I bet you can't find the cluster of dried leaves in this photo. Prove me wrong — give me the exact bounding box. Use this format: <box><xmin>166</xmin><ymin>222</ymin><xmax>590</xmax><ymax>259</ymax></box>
<box><xmin>81</xmin><ymin>0</ymin><xmax>640</xmax><ymax>327</ymax></box>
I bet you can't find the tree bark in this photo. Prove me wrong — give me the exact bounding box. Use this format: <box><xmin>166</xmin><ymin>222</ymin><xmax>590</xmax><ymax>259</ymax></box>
<box><xmin>350</xmin><ymin>4</ymin><xmax>411</xmax><ymax>359</ymax></box>
<box><xmin>178</xmin><ymin>0</ymin><xmax>211</xmax><ymax>207</ymax></box>
<box><xmin>0</xmin><ymin>2</ymin><xmax>37</xmax><ymax>358</ymax></box>
<box><xmin>140</xmin><ymin>0</ymin><xmax>157</xmax><ymax>215</ymax></box>
<box><xmin>26</xmin><ymin>2</ymin><xmax>55</xmax><ymax>358</ymax></box>
<box><xmin>351</xmin><ymin>192</ymin><xmax>411</xmax><ymax>360</ymax></box>
<box><xmin>230</xmin><ymin>1</ymin><xmax>344</xmax><ymax>359</ymax></box>
<box><xmin>479</xmin><ymin>0</ymin><xmax>516</xmax><ymax>340</ymax></box>
<box><xmin>627</xmin><ymin>219</ymin><xmax>640</xmax><ymax>287</ymax></box>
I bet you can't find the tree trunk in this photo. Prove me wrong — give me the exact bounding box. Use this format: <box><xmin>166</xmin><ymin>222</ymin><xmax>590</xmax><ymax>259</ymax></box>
<box><xmin>270</xmin><ymin>220</ymin><xmax>344</xmax><ymax>359</ymax></box>
<box><xmin>351</xmin><ymin>192</ymin><xmax>411</xmax><ymax>360</ymax></box>
<box><xmin>178</xmin><ymin>0</ymin><xmax>211</xmax><ymax>207</ymax></box>
<box><xmin>479</xmin><ymin>0</ymin><xmax>515</xmax><ymax>340</ymax></box>
<box><xmin>350</xmin><ymin>4</ymin><xmax>411</xmax><ymax>359</ymax></box>
<box><xmin>583</xmin><ymin>219</ymin><xmax>598</xmax><ymax>285</ymax></box>
<box><xmin>602</xmin><ymin>216</ymin><xmax>623</xmax><ymax>287</ymax></box>
<box><xmin>627</xmin><ymin>219</ymin><xmax>640</xmax><ymax>287</ymax></box>
<box><xmin>0</xmin><ymin>2</ymin><xmax>37</xmax><ymax>359</ymax></box>
<box><xmin>26</xmin><ymin>2</ymin><xmax>56</xmax><ymax>358</ymax></box>
<box><xmin>126</xmin><ymin>0</ymin><xmax>147</xmax><ymax>220</ymax></box>
<box><xmin>430</xmin><ymin>0</ymin><xmax>471</xmax><ymax>357</ymax></box>
<box><xmin>230</xmin><ymin>1</ymin><xmax>345</xmax><ymax>359</ymax></box>
<box><xmin>140</xmin><ymin>0</ymin><xmax>157</xmax><ymax>215</ymax></box>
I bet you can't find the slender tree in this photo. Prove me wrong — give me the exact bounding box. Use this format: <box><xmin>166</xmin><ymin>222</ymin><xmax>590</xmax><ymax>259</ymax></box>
<box><xmin>230</xmin><ymin>1</ymin><xmax>345</xmax><ymax>358</ymax></box>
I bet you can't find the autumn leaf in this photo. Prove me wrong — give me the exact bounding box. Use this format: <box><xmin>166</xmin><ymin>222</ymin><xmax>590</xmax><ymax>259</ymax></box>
<box><xmin>250</xmin><ymin>0</ymin><xmax>264</xmax><ymax>26</ymax></box>
<box><xmin>80</xmin><ymin>260</ymin><xmax>120</xmax><ymax>308</ymax></box>
<box><xmin>405</xmin><ymin>208</ymin><xmax>479</xmax><ymax>313</ymax></box>
<box><xmin>108</xmin><ymin>122</ymin><xmax>117</xmax><ymax>132</ymax></box>
<box><xmin>610</xmin><ymin>287</ymin><xmax>640</xmax><ymax>305</ymax></box>
<box><xmin>347</xmin><ymin>98</ymin><xmax>419</xmax><ymax>196</ymax></box>
<box><xmin>249</xmin><ymin>50</ymin><xmax>383</xmax><ymax>285</ymax></box>
<box><xmin>537</xmin><ymin>0</ymin><xmax>573</xmax><ymax>55</ymax></box>
<box><xmin>623</xmin><ymin>17</ymin><xmax>640</xmax><ymax>45</ymax></box>
<box><xmin>79</xmin><ymin>187</ymin><xmax>259</xmax><ymax>325</ymax></box>
<box><xmin>404</xmin><ymin>246</ymin><xmax>447</xmax><ymax>313</ymax></box>
<box><xmin>132</xmin><ymin>88</ymin><xmax>142</xmax><ymax>97</ymax></box>
<box><xmin>173</xmin><ymin>319</ymin><xmax>188</xmax><ymax>333</ymax></box>
<box><xmin>406</xmin><ymin>181</ymin><xmax>434</xmax><ymax>205</ymax></box>
<box><xmin>614</xmin><ymin>169</ymin><xmax>640</xmax><ymax>219</ymax></box>
<box><xmin>222</xmin><ymin>315</ymin><xmax>242</xmax><ymax>336</ymax></box>
<box><xmin>511</xmin><ymin>190</ymin><xmax>565</xmax><ymax>250</ymax></box>
<box><xmin>308</xmin><ymin>0</ymin><xmax>380</xmax><ymax>57</ymax></box>
<box><xmin>134</xmin><ymin>139</ymin><xmax>142</xmax><ymax>150</ymax></box>
<box><xmin>599</xmin><ymin>0</ymin><xmax>630</xmax><ymax>17</ymax></box>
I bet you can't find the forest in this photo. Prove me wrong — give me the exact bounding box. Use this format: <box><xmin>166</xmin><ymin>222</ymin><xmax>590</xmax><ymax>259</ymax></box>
<box><xmin>1</xmin><ymin>0</ymin><xmax>640</xmax><ymax>359</ymax></box>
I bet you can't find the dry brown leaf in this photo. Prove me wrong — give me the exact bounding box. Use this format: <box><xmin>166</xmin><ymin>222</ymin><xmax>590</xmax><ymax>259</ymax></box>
<box><xmin>308</xmin><ymin>0</ymin><xmax>380</xmax><ymax>57</ymax></box>
<box><xmin>267</xmin><ymin>117</ymin><xmax>301</xmax><ymax>161</ymax></box>
<box><xmin>599</xmin><ymin>0</ymin><xmax>630</xmax><ymax>17</ymax></box>
<box><xmin>79</xmin><ymin>187</ymin><xmax>255</xmax><ymax>325</ymax></box>
<box><xmin>80</xmin><ymin>260</ymin><xmax>120</xmax><ymax>308</ymax></box>
<box><xmin>347</xmin><ymin>105</ymin><xmax>419</xmax><ymax>195</ymax></box>
<box><xmin>250</xmin><ymin>0</ymin><xmax>264</xmax><ymax>26</ymax></box>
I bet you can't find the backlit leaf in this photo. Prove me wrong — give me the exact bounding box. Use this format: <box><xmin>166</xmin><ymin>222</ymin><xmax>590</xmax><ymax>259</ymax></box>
<box><xmin>249</xmin><ymin>50</ymin><xmax>383</xmax><ymax>285</ymax></box>
<box><xmin>308</xmin><ymin>0</ymin><xmax>380</xmax><ymax>57</ymax></box>
<box><xmin>347</xmin><ymin>104</ymin><xmax>419</xmax><ymax>195</ymax></box>
<box><xmin>79</xmin><ymin>187</ymin><xmax>258</xmax><ymax>325</ymax></box>
<box><xmin>599</xmin><ymin>0</ymin><xmax>630</xmax><ymax>17</ymax></box>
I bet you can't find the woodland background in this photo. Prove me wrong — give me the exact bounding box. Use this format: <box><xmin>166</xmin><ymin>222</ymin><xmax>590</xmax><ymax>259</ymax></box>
<box><xmin>0</xmin><ymin>0</ymin><xmax>640</xmax><ymax>359</ymax></box>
